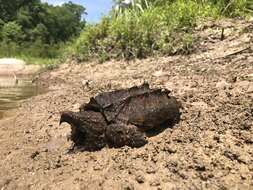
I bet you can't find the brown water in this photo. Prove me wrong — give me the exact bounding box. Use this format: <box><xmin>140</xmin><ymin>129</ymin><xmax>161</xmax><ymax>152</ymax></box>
<box><xmin>0</xmin><ymin>76</ymin><xmax>43</xmax><ymax>119</ymax></box>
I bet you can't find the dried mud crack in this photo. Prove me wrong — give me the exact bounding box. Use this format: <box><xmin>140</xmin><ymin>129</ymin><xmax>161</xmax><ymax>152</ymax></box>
<box><xmin>0</xmin><ymin>19</ymin><xmax>253</xmax><ymax>190</ymax></box>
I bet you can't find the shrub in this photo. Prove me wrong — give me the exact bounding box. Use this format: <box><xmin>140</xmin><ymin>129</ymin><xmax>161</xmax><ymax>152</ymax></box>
<box><xmin>1</xmin><ymin>21</ymin><xmax>23</xmax><ymax>43</ymax></box>
<box><xmin>208</xmin><ymin>0</ymin><xmax>251</xmax><ymax>16</ymax></box>
<box><xmin>74</xmin><ymin>1</ymin><xmax>202</xmax><ymax>61</ymax></box>
<box><xmin>72</xmin><ymin>0</ymin><xmax>252</xmax><ymax>62</ymax></box>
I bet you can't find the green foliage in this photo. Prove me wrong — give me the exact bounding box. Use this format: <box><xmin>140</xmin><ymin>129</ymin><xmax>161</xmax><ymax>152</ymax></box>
<box><xmin>207</xmin><ymin>0</ymin><xmax>252</xmax><ymax>16</ymax></box>
<box><xmin>0</xmin><ymin>0</ymin><xmax>86</xmax><ymax>43</ymax></box>
<box><xmin>74</xmin><ymin>1</ymin><xmax>198</xmax><ymax>60</ymax></box>
<box><xmin>113</xmin><ymin>0</ymin><xmax>151</xmax><ymax>16</ymax></box>
<box><xmin>73</xmin><ymin>0</ymin><xmax>251</xmax><ymax>62</ymax></box>
<box><xmin>0</xmin><ymin>19</ymin><xmax>4</xmax><ymax>39</ymax></box>
<box><xmin>1</xmin><ymin>21</ymin><xmax>24</xmax><ymax>42</ymax></box>
<box><xmin>0</xmin><ymin>0</ymin><xmax>86</xmax><ymax>63</ymax></box>
<box><xmin>1</xmin><ymin>0</ymin><xmax>251</xmax><ymax>64</ymax></box>
<box><xmin>31</xmin><ymin>23</ymin><xmax>49</xmax><ymax>42</ymax></box>
<box><xmin>43</xmin><ymin>2</ymin><xmax>86</xmax><ymax>43</ymax></box>
<box><xmin>0</xmin><ymin>40</ymin><xmax>67</xmax><ymax>58</ymax></box>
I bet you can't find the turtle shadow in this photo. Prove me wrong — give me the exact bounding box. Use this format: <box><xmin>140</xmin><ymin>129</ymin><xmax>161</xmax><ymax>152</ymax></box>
<box><xmin>145</xmin><ymin>114</ymin><xmax>181</xmax><ymax>138</ymax></box>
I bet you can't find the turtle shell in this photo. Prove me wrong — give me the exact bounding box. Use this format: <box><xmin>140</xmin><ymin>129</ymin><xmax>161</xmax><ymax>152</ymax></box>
<box><xmin>79</xmin><ymin>83</ymin><xmax>179</xmax><ymax>131</ymax></box>
<box><xmin>80</xmin><ymin>83</ymin><xmax>153</xmax><ymax>122</ymax></box>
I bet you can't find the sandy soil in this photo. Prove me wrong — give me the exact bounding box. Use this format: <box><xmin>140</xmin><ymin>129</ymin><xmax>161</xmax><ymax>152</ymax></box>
<box><xmin>0</xmin><ymin>19</ymin><xmax>253</xmax><ymax>190</ymax></box>
<box><xmin>0</xmin><ymin>58</ymin><xmax>41</xmax><ymax>76</ymax></box>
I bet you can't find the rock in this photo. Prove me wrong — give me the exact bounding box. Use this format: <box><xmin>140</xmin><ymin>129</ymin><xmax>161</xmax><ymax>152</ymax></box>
<box><xmin>146</xmin><ymin>164</ymin><xmax>157</xmax><ymax>174</ymax></box>
<box><xmin>246</xmin><ymin>84</ymin><xmax>253</xmax><ymax>93</ymax></box>
<box><xmin>122</xmin><ymin>182</ymin><xmax>134</xmax><ymax>190</ymax></box>
<box><xmin>72</xmin><ymin>103</ymin><xmax>81</xmax><ymax>112</ymax></box>
<box><xmin>150</xmin><ymin>177</ymin><xmax>160</xmax><ymax>186</ymax></box>
<box><xmin>152</xmin><ymin>70</ymin><xmax>169</xmax><ymax>77</ymax></box>
<box><xmin>30</xmin><ymin>151</ymin><xmax>40</xmax><ymax>159</ymax></box>
<box><xmin>245</xmin><ymin>73</ymin><xmax>253</xmax><ymax>81</ymax></box>
<box><xmin>226</xmin><ymin>75</ymin><xmax>237</xmax><ymax>83</ymax></box>
<box><xmin>135</xmin><ymin>173</ymin><xmax>145</xmax><ymax>183</ymax></box>
<box><xmin>216</xmin><ymin>80</ymin><xmax>231</xmax><ymax>90</ymax></box>
<box><xmin>194</xmin><ymin>162</ymin><xmax>206</xmax><ymax>172</ymax></box>
<box><xmin>163</xmin><ymin>144</ymin><xmax>177</xmax><ymax>154</ymax></box>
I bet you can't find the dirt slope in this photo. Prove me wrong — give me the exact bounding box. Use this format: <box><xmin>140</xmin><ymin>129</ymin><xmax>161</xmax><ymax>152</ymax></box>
<box><xmin>0</xmin><ymin>19</ymin><xmax>253</xmax><ymax>190</ymax></box>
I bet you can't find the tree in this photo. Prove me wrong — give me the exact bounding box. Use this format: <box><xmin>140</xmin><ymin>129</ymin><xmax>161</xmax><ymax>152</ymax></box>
<box><xmin>0</xmin><ymin>0</ymin><xmax>86</xmax><ymax>58</ymax></box>
<box><xmin>2</xmin><ymin>21</ymin><xmax>23</xmax><ymax>43</ymax></box>
<box><xmin>43</xmin><ymin>2</ymin><xmax>86</xmax><ymax>42</ymax></box>
<box><xmin>31</xmin><ymin>23</ymin><xmax>48</xmax><ymax>41</ymax></box>
<box><xmin>0</xmin><ymin>19</ymin><xmax>4</xmax><ymax>39</ymax></box>
<box><xmin>0</xmin><ymin>0</ymin><xmax>86</xmax><ymax>43</ymax></box>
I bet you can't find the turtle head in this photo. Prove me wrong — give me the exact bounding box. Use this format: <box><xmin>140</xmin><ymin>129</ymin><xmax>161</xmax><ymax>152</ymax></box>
<box><xmin>60</xmin><ymin>110</ymin><xmax>106</xmax><ymax>150</ymax></box>
<box><xmin>60</xmin><ymin>111</ymin><xmax>79</xmax><ymax>126</ymax></box>
<box><xmin>60</xmin><ymin>111</ymin><xmax>87</xmax><ymax>148</ymax></box>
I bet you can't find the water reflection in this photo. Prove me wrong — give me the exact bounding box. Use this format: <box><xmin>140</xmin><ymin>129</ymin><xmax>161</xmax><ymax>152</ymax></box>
<box><xmin>0</xmin><ymin>76</ymin><xmax>43</xmax><ymax>119</ymax></box>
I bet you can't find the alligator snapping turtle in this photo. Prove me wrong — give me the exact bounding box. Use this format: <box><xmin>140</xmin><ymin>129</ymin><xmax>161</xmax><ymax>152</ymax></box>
<box><xmin>60</xmin><ymin>83</ymin><xmax>180</xmax><ymax>150</ymax></box>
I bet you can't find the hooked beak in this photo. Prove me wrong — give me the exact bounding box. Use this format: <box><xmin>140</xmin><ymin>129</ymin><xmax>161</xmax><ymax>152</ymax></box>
<box><xmin>59</xmin><ymin>111</ymin><xmax>66</xmax><ymax>125</ymax></box>
<box><xmin>60</xmin><ymin>111</ymin><xmax>74</xmax><ymax>125</ymax></box>
<box><xmin>59</xmin><ymin>116</ymin><xmax>64</xmax><ymax>125</ymax></box>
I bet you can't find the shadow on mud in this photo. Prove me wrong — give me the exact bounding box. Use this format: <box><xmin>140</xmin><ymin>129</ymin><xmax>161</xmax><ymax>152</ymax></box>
<box><xmin>145</xmin><ymin>117</ymin><xmax>181</xmax><ymax>138</ymax></box>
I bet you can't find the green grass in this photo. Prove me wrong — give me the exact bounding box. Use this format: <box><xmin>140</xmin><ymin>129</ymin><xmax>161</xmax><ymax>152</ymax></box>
<box><xmin>72</xmin><ymin>0</ymin><xmax>252</xmax><ymax>62</ymax></box>
<box><xmin>1</xmin><ymin>0</ymin><xmax>252</xmax><ymax>64</ymax></box>
<box><xmin>0</xmin><ymin>41</ymin><xmax>67</xmax><ymax>66</ymax></box>
<box><xmin>15</xmin><ymin>55</ymin><xmax>58</xmax><ymax>65</ymax></box>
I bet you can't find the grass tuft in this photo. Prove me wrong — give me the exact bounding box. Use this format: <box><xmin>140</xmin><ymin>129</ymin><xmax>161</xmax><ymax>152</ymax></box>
<box><xmin>72</xmin><ymin>0</ymin><xmax>252</xmax><ymax>62</ymax></box>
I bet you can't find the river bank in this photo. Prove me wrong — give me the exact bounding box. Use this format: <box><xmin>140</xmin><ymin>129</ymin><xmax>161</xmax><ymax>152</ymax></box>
<box><xmin>0</xmin><ymin>19</ymin><xmax>252</xmax><ymax>190</ymax></box>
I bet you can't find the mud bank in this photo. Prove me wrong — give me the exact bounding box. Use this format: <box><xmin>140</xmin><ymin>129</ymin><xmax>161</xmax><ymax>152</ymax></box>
<box><xmin>0</xmin><ymin>19</ymin><xmax>253</xmax><ymax>190</ymax></box>
<box><xmin>0</xmin><ymin>58</ymin><xmax>41</xmax><ymax>76</ymax></box>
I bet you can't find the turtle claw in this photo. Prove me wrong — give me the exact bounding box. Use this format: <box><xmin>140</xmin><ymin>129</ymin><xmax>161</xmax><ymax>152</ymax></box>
<box><xmin>106</xmin><ymin>123</ymin><xmax>148</xmax><ymax>148</ymax></box>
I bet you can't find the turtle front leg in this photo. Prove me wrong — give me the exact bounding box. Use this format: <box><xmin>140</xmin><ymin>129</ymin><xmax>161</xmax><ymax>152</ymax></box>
<box><xmin>105</xmin><ymin>123</ymin><xmax>148</xmax><ymax>148</ymax></box>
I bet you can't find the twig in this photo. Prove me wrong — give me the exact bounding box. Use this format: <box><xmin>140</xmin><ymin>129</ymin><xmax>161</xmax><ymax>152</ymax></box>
<box><xmin>223</xmin><ymin>46</ymin><xmax>251</xmax><ymax>57</ymax></box>
<box><xmin>214</xmin><ymin>46</ymin><xmax>251</xmax><ymax>60</ymax></box>
<box><xmin>220</xmin><ymin>28</ymin><xmax>225</xmax><ymax>41</ymax></box>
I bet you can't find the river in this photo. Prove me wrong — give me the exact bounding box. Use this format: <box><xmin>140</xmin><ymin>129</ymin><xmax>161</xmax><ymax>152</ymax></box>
<box><xmin>0</xmin><ymin>58</ymin><xmax>42</xmax><ymax>119</ymax></box>
<box><xmin>0</xmin><ymin>76</ymin><xmax>43</xmax><ymax>119</ymax></box>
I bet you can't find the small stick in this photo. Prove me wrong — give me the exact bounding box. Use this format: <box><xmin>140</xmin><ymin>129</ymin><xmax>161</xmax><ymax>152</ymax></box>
<box><xmin>220</xmin><ymin>28</ymin><xmax>225</xmax><ymax>41</ymax></box>
<box><xmin>213</xmin><ymin>46</ymin><xmax>251</xmax><ymax>60</ymax></box>
<box><xmin>223</xmin><ymin>47</ymin><xmax>251</xmax><ymax>58</ymax></box>
<box><xmin>12</xmin><ymin>72</ymin><xmax>18</xmax><ymax>85</ymax></box>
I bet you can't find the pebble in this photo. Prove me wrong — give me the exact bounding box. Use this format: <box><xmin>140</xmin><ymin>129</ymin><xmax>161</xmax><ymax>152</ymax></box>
<box><xmin>135</xmin><ymin>173</ymin><xmax>145</xmax><ymax>183</ymax></box>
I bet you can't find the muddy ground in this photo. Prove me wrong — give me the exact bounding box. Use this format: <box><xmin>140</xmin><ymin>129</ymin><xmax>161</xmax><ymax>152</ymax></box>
<box><xmin>0</xmin><ymin>19</ymin><xmax>253</xmax><ymax>190</ymax></box>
